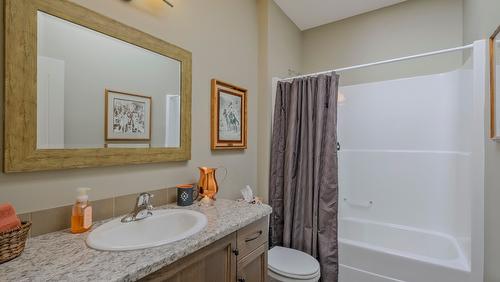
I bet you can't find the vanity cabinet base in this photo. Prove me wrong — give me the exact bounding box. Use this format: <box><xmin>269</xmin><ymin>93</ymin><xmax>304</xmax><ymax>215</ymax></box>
<box><xmin>140</xmin><ymin>216</ymin><xmax>269</xmax><ymax>282</ymax></box>
<box><xmin>140</xmin><ymin>233</ymin><xmax>237</xmax><ymax>282</ymax></box>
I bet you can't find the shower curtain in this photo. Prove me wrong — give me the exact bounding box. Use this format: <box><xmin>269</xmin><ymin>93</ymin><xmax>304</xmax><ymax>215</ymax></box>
<box><xmin>269</xmin><ymin>73</ymin><xmax>339</xmax><ymax>281</ymax></box>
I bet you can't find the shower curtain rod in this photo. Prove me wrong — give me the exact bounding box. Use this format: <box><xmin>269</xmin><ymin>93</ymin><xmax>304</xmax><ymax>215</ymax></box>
<box><xmin>279</xmin><ymin>43</ymin><xmax>474</xmax><ymax>81</ymax></box>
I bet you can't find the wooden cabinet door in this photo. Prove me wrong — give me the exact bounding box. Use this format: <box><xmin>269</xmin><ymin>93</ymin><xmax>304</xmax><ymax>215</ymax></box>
<box><xmin>140</xmin><ymin>233</ymin><xmax>237</xmax><ymax>282</ymax></box>
<box><xmin>237</xmin><ymin>244</ymin><xmax>268</xmax><ymax>282</ymax></box>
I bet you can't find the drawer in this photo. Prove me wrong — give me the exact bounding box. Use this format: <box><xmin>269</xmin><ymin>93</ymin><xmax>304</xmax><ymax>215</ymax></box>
<box><xmin>237</xmin><ymin>216</ymin><xmax>269</xmax><ymax>259</ymax></box>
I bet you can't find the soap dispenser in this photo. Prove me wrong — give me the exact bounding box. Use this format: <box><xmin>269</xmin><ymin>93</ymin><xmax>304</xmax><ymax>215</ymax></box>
<box><xmin>71</xmin><ymin>187</ymin><xmax>93</xmax><ymax>234</ymax></box>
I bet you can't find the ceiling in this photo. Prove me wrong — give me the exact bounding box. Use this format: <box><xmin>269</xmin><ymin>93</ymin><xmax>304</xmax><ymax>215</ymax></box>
<box><xmin>273</xmin><ymin>0</ymin><xmax>407</xmax><ymax>31</ymax></box>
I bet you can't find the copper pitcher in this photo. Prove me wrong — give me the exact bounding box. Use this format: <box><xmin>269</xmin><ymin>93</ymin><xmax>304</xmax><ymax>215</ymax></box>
<box><xmin>198</xmin><ymin>167</ymin><xmax>226</xmax><ymax>200</ymax></box>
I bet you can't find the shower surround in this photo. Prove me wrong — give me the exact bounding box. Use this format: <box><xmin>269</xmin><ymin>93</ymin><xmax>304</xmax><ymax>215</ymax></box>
<box><xmin>336</xmin><ymin>42</ymin><xmax>486</xmax><ymax>282</ymax></box>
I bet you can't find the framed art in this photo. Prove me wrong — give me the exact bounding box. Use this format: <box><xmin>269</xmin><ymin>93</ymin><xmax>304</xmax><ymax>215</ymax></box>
<box><xmin>211</xmin><ymin>79</ymin><xmax>247</xmax><ymax>149</ymax></box>
<box><xmin>105</xmin><ymin>89</ymin><xmax>152</xmax><ymax>141</ymax></box>
<box><xmin>490</xmin><ymin>25</ymin><xmax>500</xmax><ymax>140</ymax></box>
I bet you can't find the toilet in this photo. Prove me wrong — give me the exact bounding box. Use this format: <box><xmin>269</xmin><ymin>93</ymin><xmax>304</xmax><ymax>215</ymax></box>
<box><xmin>268</xmin><ymin>246</ymin><xmax>321</xmax><ymax>282</ymax></box>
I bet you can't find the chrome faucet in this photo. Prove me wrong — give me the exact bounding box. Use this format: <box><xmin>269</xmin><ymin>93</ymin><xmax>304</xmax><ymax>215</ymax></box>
<box><xmin>121</xmin><ymin>192</ymin><xmax>154</xmax><ymax>223</ymax></box>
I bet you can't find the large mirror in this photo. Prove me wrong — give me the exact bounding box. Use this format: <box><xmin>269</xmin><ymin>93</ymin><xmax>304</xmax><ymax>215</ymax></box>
<box><xmin>4</xmin><ymin>0</ymin><xmax>191</xmax><ymax>172</ymax></box>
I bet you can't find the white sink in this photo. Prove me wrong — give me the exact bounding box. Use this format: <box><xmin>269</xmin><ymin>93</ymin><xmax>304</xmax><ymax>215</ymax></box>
<box><xmin>86</xmin><ymin>209</ymin><xmax>207</xmax><ymax>251</ymax></box>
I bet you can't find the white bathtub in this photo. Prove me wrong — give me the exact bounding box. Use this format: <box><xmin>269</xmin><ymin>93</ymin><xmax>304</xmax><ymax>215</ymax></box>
<box><xmin>338</xmin><ymin>218</ymin><xmax>471</xmax><ymax>282</ymax></box>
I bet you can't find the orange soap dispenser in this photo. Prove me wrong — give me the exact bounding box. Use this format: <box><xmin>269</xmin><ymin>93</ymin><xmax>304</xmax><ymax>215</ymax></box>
<box><xmin>71</xmin><ymin>187</ymin><xmax>93</xmax><ymax>234</ymax></box>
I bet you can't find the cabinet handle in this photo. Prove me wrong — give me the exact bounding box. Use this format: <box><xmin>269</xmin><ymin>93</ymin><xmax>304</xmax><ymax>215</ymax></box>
<box><xmin>245</xmin><ymin>230</ymin><xmax>263</xmax><ymax>243</ymax></box>
<box><xmin>232</xmin><ymin>248</ymin><xmax>239</xmax><ymax>256</ymax></box>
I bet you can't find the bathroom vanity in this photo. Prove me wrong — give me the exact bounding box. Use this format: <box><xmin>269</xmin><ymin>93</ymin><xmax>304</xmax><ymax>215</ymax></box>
<box><xmin>0</xmin><ymin>200</ymin><xmax>272</xmax><ymax>282</ymax></box>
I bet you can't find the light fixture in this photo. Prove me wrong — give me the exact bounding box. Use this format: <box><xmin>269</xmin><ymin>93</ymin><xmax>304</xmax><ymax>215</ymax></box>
<box><xmin>162</xmin><ymin>0</ymin><xmax>174</xmax><ymax>7</ymax></box>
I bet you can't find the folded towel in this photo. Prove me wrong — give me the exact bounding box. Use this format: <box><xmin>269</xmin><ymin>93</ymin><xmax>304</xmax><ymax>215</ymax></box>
<box><xmin>0</xmin><ymin>203</ymin><xmax>21</xmax><ymax>233</ymax></box>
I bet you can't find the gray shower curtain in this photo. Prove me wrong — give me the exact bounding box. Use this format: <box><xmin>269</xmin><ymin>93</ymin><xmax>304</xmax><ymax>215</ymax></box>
<box><xmin>269</xmin><ymin>73</ymin><xmax>339</xmax><ymax>281</ymax></box>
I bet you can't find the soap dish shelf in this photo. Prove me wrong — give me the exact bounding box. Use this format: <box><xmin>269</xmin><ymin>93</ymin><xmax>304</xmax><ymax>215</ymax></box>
<box><xmin>343</xmin><ymin>197</ymin><xmax>373</xmax><ymax>208</ymax></box>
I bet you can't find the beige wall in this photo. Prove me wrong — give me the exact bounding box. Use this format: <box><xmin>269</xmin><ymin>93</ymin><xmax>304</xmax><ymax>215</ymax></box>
<box><xmin>257</xmin><ymin>0</ymin><xmax>302</xmax><ymax>202</ymax></box>
<box><xmin>0</xmin><ymin>0</ymin><xmax>259</xmax><ymax>213</ymax></box>
<box><xmin>463</xmin><ymin>0</ymin><xmax>500</xmax><ymax>44</ymax></box>
<box><xmin>302</xmin><ymin>0</ymin><xmax>464</xmax><ymax>86</ymax></box>
<box><xmin>463</xmin><ymin>1</ymin><xmax>500</xmax><ymax>281</ymax></box>
<box><xmin>267</xmin><ymin>0</ymin><xmax>303</xmax><ymax>79</ymax></box>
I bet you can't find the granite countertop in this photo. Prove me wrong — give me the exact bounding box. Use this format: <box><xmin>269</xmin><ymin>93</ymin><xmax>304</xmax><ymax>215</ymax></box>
<box><xmin>0</xmin><ymin>199</ymin><xmax>272</xmax><ymax>282</ymax></box>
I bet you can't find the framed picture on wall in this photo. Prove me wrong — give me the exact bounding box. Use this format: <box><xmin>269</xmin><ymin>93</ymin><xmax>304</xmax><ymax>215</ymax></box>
<box><xmin>105</xmin><ymin>89</ymin><xmax>152</xmax><ymax>141</ymax></box>
<box><xmin>211</xmin><ymin>79</ymin><xmax>247</xmax><ymax>150</ymax></box>
<box><xmin>490</xmin><ymin>25</ymin><xmax>500</xmax><ymax>140</ymax></box>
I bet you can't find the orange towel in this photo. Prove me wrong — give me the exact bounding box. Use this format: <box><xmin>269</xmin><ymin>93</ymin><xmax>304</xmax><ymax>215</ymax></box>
<box><xmin>0</xmin><ymin>203</ymin><xmax>21</xmax><ymax>233</ymax></box>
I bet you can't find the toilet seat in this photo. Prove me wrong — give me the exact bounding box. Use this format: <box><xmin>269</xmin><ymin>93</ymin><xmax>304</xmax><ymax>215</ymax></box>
<box><xmin>268</xmin><ymin>246</ymin><xmax>321</xmax><ymax>281</ymax></box>
<box><xmin>268</xmin><ymin>267</ymin><xmax>321</xmax><ymax>281</ymax></box>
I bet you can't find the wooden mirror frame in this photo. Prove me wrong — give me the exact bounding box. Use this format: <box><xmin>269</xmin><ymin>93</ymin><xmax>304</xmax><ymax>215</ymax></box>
<box><xmin>3</xmin><ymin>0</ymin><xmax>192</xmax><ymax>172</ymax></box>
<box><xmin>490</xmin><ymin>25</ymin><xmax>500</xmax><ymax>139</ymax></box>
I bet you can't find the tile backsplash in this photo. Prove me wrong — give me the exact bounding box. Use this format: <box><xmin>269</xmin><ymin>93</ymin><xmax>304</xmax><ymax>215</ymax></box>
<box><xmin>19</xmin><ymin>187</ymin><xmax>177</xmax><ymax>238</ymax></box>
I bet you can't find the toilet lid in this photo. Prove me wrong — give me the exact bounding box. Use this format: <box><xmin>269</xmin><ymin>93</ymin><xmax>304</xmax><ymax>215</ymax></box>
<box><xmin>268</xmin><ymin>247</ymin><xmax>320</xmax><ymax>279</ymax></box>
